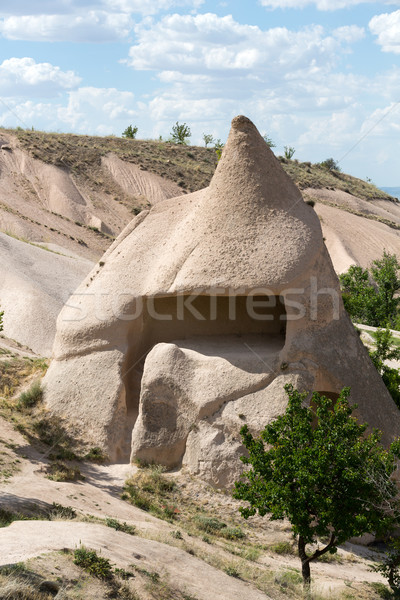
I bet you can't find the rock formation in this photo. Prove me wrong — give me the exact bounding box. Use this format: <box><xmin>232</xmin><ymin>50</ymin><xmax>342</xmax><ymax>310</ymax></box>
<box><xmin>44</xmin><ymin>115</ymin><xmax>400</xmax><ymax>487</ymax></box>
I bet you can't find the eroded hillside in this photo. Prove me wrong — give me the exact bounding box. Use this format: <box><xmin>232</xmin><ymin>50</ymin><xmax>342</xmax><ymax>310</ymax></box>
<box><xmin>1</xmin><ymin>127</ymin><xmax>400</xmax><ymax>355</ymax></box>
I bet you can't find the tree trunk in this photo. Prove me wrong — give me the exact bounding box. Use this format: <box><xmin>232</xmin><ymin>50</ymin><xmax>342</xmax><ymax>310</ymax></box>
<box><xmin>298</xmin><ymin>535</ymin><xmax>311</xmax><ymax>588</ymax></box>
<box><xmin>301</xmin><ymin>560</ymin><xmax>311</xmax><ymax>587</ymax></box>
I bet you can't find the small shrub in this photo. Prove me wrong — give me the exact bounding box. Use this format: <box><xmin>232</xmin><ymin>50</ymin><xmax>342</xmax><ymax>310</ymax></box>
<box><xmin>316</xmin><ymin>550</ymin><xmax>342</xmax><ymax>563</ymax></box>
<box><xmin>84</xmin><ymin>446</ymin><xmax>107</xmax><ymax>463</ymax></box>
<box><xmin>17</xmin><ymin>381</ymin><xmax>43</xmax><ymax>409</ymax></box>
<box><xmin>240</xmin><ymin>547</ymin><xmax>261</xmax><ymax>561</ymax></box>
<box><xmin>224</xmin><ymin>564</ymin><xmax>240</xmax><ymax>578</ymax></box>
<box><xmin>284</xmin><ymin>146</ymin><xmax>295</xmax><ymax>159</ymax></box>
<box><xmin>305</xmin><ymin>199</ymin><xmax>315</xmax><ymax>207</ymax></box>
<box><xmin>49</xmin><ymin>447</ymin><xmax>79</xmax><ymax>461</ymax></box>
<box><xmin>73</xmin><ymin>546</ymin><xmax>113</xmax><ymax>579</ymax></box>
<box><xmin>171</xmin><ymin>530</ymin><xmax>183</xmax><ymax>539</ymax></box>
<box><xmin>194</xmin><ymin>515</ymin><xmax>226</xmax><ymax>534</ymax></box>
<box><xmin>114</xmin><ymin>567</ymin><xmax>135</xmax><ymax>580</ymax></box>
<box><xmin>220</xmin><ymin>526</ymin><xmax>245</xmax><ymax>540</ymax></box>
<box><xmin>133</xmin><ymin>566</ymin><xmax>159</xmax><ymax>583</ymax></box>
<box><xmin>274</xmin><ymin>569</ymin><xmax>303</xmax><ymax>588</ymax></box>
<box><xmin>48</xmin><ymin>503</ymin><xmax>77</xmax><ymax>520</ymax></box>
<box><xmin>123</xmin><ymin>486</ymin><xmax>152</xmax><ymax>512</ymax></box>
<box><xmin>319</xmin><ymin>157</ymin><xmax>341</xmax><ymax>172</ymax></box>
<box><xmin>159</xmin><ymin>503</ymin><xmax>180</xmax><ymax>521</ymax></box>
<box><xmin>47</xmin><ymin>461</ymin><xmax>83</xmax><ymax>482</ymax></box>
<box><xmin>0</xmin><ymin>508</ymin><xmax>29</xmax><ymax>527</ymax></box>
<box><xmin>270</xmin><ymin>541</ymin><xmax>295</xmax><ymax>555</ymax></box>
<box><xmin>105</xmin><ymin>517</ymin><xmax>136</xmax><ymax>535</ymax></box>
<box><xmin>369</xmin><ymin>581</ymin><xmax>393</xmax><ymax>599</ymax></box>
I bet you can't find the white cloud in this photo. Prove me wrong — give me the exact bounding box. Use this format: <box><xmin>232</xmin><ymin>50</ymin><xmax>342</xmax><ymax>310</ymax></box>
<box><xmin>259</xmin><ymin>0</ymin><xmax>400</xmax><ymax>10</ymax></box>
<box><xmin>332</xmin><ymin>25</ymin><xmax>365</xmax><ymax>43</ymax></box>
<box><xmin>0</xmin><ymin>0</ymin><xmax>204</xmax><ymax>41</ymax></box>
<box><xmin>127</xmin><ymin>13</ymin><xmax>349</xmax><ymax>75</ymax></box>
<box><xmin>369</xmin><ymin>10</ymin><xmax>400</xmax><ymax>54</ymax></box>
<box><xmin>108</xmin><ymin>0</ymin><xmax>204</xmax><ymax>14</ymax></box>
<box><xmin>58</xmin><ymin>87</ymin><xmax>136</xmax><ymax>133</ymax></box>
<box><xmin>360</xmin><ymin>102</ymin><xmax>400</xmax><ymax>137</ymax></box>
<box><xmin>0</xmin><ymin>57</ymin><xmax>81</xmax><ymax>97</ymax></box>
<box><xmin>0</xmin><ymin>12</ymin><xmax>132</xmax><ymax>42</ymax></box>
<box><xmin>0</xmin><ymin>86</ymin><xmax>137</xmax><ymax>135</ymax></box>
<box><xmin>1</xmin><ymin>0</ymin><xmax>204</xmax><ymax>16</ymax></box>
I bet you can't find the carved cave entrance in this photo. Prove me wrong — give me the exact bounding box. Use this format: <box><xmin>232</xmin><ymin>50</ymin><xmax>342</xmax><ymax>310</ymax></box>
<box><xmin>121</xmin><ymin>294</ymin><xmax>287</xmax><ymax>457</ymax></box>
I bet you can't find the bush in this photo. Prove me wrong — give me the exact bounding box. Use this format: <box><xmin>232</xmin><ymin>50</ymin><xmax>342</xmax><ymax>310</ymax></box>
<box><xmin>17</xmin><ymin>381</ymin><xmax>43</xmax><ymax>409</ymax></box>
<box><xmin>194</xmin><ymin>515</ymin><xmax>226</xmax><ymax>533</ymax></box>
<box><xmin>284</xmin><ymin>146</ymin><xmax>295</xmax><ymax>159</ymax></box>
<box><xmin>220</xmin><ymin>526</ymin><xmax>245</xmax><ymax>540</ymax></box>
<box><xmin>46</xmin><ymin>461</ymin><xmax>83</xmax><ymax>482</ymax></box>
<box><xmin>84</xmin><ymin>447</ymin><xmax>107</xmax><ymax>463</ymax></box>
<box><xmin>319</xmin><ymin>157</ymin><xmax>341</xmax><ymax>172</ymax></box>
<box><xmin>48</xmin><ymin>503</ymin><xmax>77</xmax><ymax>520</ymax></box>
<box><xmin>224</xmin><ymin>564</ymin><xmax>240</xmax><ymax>578</ymax></box>
<box><xmin>105</xmin><ymin>518</ymin><xmax>135</xmax><ymax>535</ymax></box>
<box><xmin>73</xmin><ymin>546</ymin><xmax>113</xmax><ymax>579</ymax></box>
<box><xmin>270</xmin><ymin>541</ymin><xmax>295</xmax><ymax>555</ymax></box>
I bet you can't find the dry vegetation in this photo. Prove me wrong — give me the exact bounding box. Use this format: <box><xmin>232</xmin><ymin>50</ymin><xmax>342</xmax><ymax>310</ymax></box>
<box><xmin>8</xmin><ymin>128</ymin><xmax>396</xmax><ymax>202</ymax></box>
<box><xmin>13</xmin><ymin>130</ymin><xmax>218</xmax><ymax>194</ymax></box>
<box><xmin>280</xmin><ymin>158</ymin><xmax>394</xmax><ymax>201</ymax></box>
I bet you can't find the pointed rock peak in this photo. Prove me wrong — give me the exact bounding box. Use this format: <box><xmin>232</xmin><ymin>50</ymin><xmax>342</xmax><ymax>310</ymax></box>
<box><xmin>208</xmin><ymin>115</ymin><xmax>302</xmax><ymax>213</ymax></box>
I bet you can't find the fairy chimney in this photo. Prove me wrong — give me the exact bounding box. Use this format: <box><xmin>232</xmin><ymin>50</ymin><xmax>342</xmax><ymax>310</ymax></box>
<box><xmin>44</xmin><ymin>116</ymin><xmax>400</xmax><ymax>487</ymax></box>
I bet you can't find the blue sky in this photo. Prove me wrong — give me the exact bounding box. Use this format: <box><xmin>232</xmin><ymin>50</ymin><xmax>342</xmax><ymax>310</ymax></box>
<box><xmin>0</xmin><ymin>1</ymin><xmax>399</xmax><ymax>185</ymax></box>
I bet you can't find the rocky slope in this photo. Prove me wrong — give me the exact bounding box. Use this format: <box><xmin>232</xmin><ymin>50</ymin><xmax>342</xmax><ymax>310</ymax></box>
<box><xmin>0</xmin><ymin>127</ymin><xmax>399</xmax><ymax>357</ymax></box>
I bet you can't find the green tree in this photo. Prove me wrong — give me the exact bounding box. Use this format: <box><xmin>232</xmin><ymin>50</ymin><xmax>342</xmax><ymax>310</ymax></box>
<box><xmin>214</xmin><ymin>139</ymin><xmax>224</xmax><ymax>161</ymax></box>
<box><xmin>170</xmin><ymin>122</ymin><xmax>191</xmax><ymax>145</ymax></box>
<box><xmin>233</xmin><ymin>384</ymin><xmax>400</xmax><ymax>588</ymax></box>
<box><xmin>339</xmin><ymin>251</ymin><xmax>400</xmax><ymax>328</ymax></box>
<box><xmin>284</xmin><ymin>145</ymin><xmax>295</xmax><ymax>159</ymax></box>
<box><xmin>369</xmin><ymin>327</ymin><xmax>400</xmax><ymax>408</ymax></box>
<box><xmin>371</xmin><ymin>251</ymin><xmax>400</xmax><ymax>327</ymax></box>
<box><xmin>203</xmin><ymin>133</ymin><xmax>214</xmax><ymax>148</ymax></box>
<box><xmin>339</xmin><ymin>265</ymin><xmax>377</xmax><ymax>324</ymax></box>
<box><xmin>372</xmin><ymin>538</ymin><xmax>400</xmax><ymax>597</ymax></box>
<box><xmin>263</xmin><ymin>134</ymin><xmax>276</xmax><ymax>148</ymax></box>
<box><xmin>319</xmin><ymin>157</ymin><xmax>341</xmax><ymax>172</ymax></box>
<box><xmin>122</xmin><ymin>125</ymin><xmax>138</xmax><ymax>139</ymax></box>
